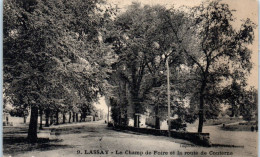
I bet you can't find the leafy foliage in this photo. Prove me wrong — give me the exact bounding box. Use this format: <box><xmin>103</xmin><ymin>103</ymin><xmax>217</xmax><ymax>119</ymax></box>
<box><xmin>4</xmin><ymin>0</ymin><xmax>114</xmax><ymax>141</ymax></box>
<box><xmin>161</xmin><ymin>1</ymin><xmax>256</xmax><ymax>132</ymax></box>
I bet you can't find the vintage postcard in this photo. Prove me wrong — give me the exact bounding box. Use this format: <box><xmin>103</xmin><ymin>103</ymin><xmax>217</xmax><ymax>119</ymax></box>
<box><xmin>3</xmin><ymin>0</ymin><xmax>258</xmax><ymax>157</ymax></box>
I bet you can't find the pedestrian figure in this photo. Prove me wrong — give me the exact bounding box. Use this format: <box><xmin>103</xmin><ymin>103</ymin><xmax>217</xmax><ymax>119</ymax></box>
<box><xmin>255</xmin><ymin>125</ymin><xmax>258</xmax><ymax>132</ymax></box>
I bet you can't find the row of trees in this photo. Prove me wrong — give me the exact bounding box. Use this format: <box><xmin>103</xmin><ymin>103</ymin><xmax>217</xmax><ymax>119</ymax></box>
<box><xmin>4</xmin><ymin>0</ymin><xmax>116</xmax><ymax>142</ymax></box>
<box><xmin>105</xmin><ymin>1</ymin><xmax>257</xmax><ymax>132</ymax></box>
<box><xmin>4</xmin><ymin>0</ymin><xmax>257</xmax><ymax>143</ymax></box>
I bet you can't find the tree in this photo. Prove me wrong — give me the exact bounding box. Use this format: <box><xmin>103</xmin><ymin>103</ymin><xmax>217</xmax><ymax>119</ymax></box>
<box><xmin>4</xmin><ymin>0</ymin><xmax>114</xmax><ymax>142</ymax></box>
<box><xmin>240</xmin><ymin>87</ymin><xmax>257</xmax><ymax>121</ymax></box>
<box><xmin>223</xmin><ymin>84</ymin><xmax>258</xmax><ymax>121</ymax></box>
<box><xmin>163</xmin><ymin>1</ymin><xmax>256</xmax><ymax>132</ymax></box>
<box><xmin>106</xmin><ymin>3</ymin><xmax>187</xmax><ymax>128</ymax></box>
<box><xmin>222</xmin><ymin>79</ymin><xmax>245</xmax><ymax>117</ymax></box>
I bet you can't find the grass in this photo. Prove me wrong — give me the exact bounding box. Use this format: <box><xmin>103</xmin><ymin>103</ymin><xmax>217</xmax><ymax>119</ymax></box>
<box><xmin>221</xmin><ymin>123</ymin><xmax>258</xmax><ymax>131</ymax></box>
<box><xmin>3</xmin><ymin>126</ymin><xmax>28</xmax><ymax>134</ymax></box>
<box><xmin>3</xmin><ymin>136</ymin><xmax>69</xmax><ymax>156</ymax></box>
<box><xmin>3</xmin><ymin>126</ymin><xmax>72</xmax><ymax>156</ymax></box>
<box><xmin>50</xmin><ymin>125</ymin><xmax>92</xmax><ymax>135</ymax></box>
<box><xmin>3</xmin><ymin>123</ymin><xmax>97</xmax><ymax>156</ymax></box>
<box><xmin>204</xmin><ymin>117</ymin><xmax>243</xmax><ymax>126</ymax></box>
<box><xmin>204</xmin><ymin>117</ymin><xmax>258</xmax><ymax>131</ymax></box>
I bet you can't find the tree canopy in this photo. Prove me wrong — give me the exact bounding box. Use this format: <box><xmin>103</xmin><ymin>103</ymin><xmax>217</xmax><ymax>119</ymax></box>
<box><xmin>4</xmin><ymin>0</ymin><xmax>115</xmax><ymax>141</ymax></box>
<box><xmin>4</xmin><ymin>0</ymin><xmax>257</xmax><ymax>139</ymax></box>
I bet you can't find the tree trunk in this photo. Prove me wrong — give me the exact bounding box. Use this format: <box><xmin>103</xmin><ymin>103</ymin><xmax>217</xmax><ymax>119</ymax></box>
<box><xmin>124</xmin><ymin>109</ymin><xmax>128</xmax><ymax>126</ymax></box>
<box><xmin>76</xmin><ymin>113</ymin><xmax>78</xmax><ymax>122</ymax></box>
<box><xmin>45</xmin><ymin>109</ymin><xmax>50</xmax><ymax>127</ymax></box>
<box><xmin>107</xmin><ymin>106</ymin><xmax>110</xmax><ymax>123</ymax></box>
<box><xmin>132</xmin><ymin>94</ymin><xmax>140</xmax><ymax>128</ymax></box>
<box><xmin>134</xmin><ymin>114</ymin><xmax>140</xmax><ymax>128</ymax></box>
<box><xmin>117</xmin><ymin>108</ymin><xmax>121</xmax><ymax>125</ymax></box>
<box><xmin>24</xmin><ymin>116</ymin><xmax>27</xmax><ymax>124</ymax></box>
<box><xmin>155</xmin><ymin>104</ymin><xmax>160</xmax><ymax>129</ymax></box>
<box><xmin>56</xmin><ymin>111</ymin><xmax>59</xmax><ymax>125</ymax></box>
<box><xmin>134</xmin><ymin>114</ymin><xmax>137</xmax><ymax>127</ymax></box>
<box><xmin>63</xmin><ymin>113</ymin><xmax>66</xmax><ymax>124</ymax></box>
<box><xmin>83</xmin><ymin>112</ymin><xmax>86</xmax><ymax>122</ymax></box>
<box><xmin>27</xmin><ymin>106</ymin><xmax>38</xmax><ymax>142</ymax></box>
<box><xmin>80</xmin><ymin>113</ymin><xmax>83</xmax><ymax>122</ymax></box>
<box><xmin>73</xmin><ymin>112</ymin><xmax>75</xmax><ymax>122</ymax></box>
<box><xmin>198</xmin><ymin>101</ymin><xmax>204</xmax><ymax>133</ymax></box>
<box><xmin>69</xmin><ymin>112</ymin><xmax>71</xmax><ymax>123</ymax></box>
<box><xmin>123</xmin><ymin>81</ymin><xmax>128</xmax><ymax>126</ymax></box>
<box><xmin>198</xmin><ymin>82</ymin><xmax>206</xmax><ymax>133</ymax></box>
<box><xmin>39</xmin><ymin>109</ymin><xmax>43</xmax><ymax>130</ymax></box>
<box><xmin>137</xmin><ymin>115</ymin><xmax>140</xmax><ymax>128</ymax></box>
<box><xmin>118</xmin><ymin>113</ymin><xmax>121</xmax><ymax>125</ymax></box>
<box><xmin>50</xmin><ymin>115</ymin><xmax>53</xmax><ymax>125</ymax></box>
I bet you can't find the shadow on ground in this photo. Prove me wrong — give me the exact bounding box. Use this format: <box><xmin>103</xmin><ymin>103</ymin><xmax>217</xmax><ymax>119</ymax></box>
<box><xmin>105</xmin><ymin>127</ymin><xmax>198</xmax><ymax>146</ymax></box>
<box><xmin>3</xmin><ymin>136</ymin><xmax>73</xmax><ymax>156</ymax></box>
<box><xmin>50</xmin><ymin>126</ymin><xmax>93</xmax><ymax>134</ymax></box>
<box><xmin>110</xmin><ymin>127</ymin><xmax>245</xmax><ymax>148</ymax></box>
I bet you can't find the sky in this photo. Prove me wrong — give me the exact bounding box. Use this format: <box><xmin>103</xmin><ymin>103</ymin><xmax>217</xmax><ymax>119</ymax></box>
<box><xmin>96</xmin><ymin>0</ymin><xmax>258</xmax><ymax>112</ymax></box>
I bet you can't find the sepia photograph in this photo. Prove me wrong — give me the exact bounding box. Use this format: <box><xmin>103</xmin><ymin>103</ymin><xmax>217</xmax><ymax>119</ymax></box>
<box><xmin>2</xmin><ymin>0</ymin><xmax>258</xmax><ymax>157</ymax></box>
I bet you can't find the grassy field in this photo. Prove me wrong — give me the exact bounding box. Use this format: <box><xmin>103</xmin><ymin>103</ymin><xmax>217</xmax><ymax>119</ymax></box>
<box><xmin>204</xmin><ymin>117</ymin><xmax>243</xmax><ymax>126</ymax></box>
<box><xmin>3</xmin><ymin>136</ymin><xmax>63</xmax><ymax>155</ymax></box>
<box><xmin>204</xmin><ymin>117</ymin><xmax>258</xmax><ymax>132</ymax></box>
<box><xmin>221</xmin><ymin>122</ymin><xmax>258</xmax><ymax>132</ymax></box>
<box><xmin>3</xmin><ymin>126</ymin><xmax>68</xmax><ymax>156</ymax></box>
